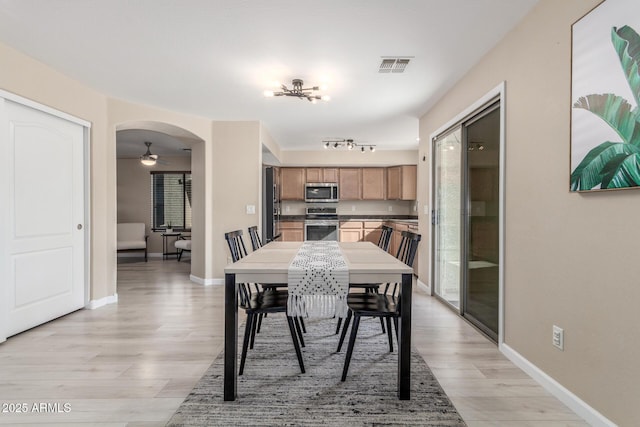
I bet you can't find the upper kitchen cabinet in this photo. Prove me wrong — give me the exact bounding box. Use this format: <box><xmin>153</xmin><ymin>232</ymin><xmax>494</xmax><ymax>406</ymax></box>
<box><xmin>306</xmin><ymin>168</ymin><xmax>338</xmax><ymax>183</ymax></box>
<box><xmin>361</xmin><ymin>168</ymin><xmax>386</xmax><ymax>200</ymax></box>
<box><xmin>338</xmin><ymin>168</ymin><xmax>362</xmax><ymax>200</ymax></box>
<box><xmin>280</xmin><ymin>167</ymin><xmax>306</xmax><ymax>200</ymax></box>
<box><xmin>386</xmin><ymin>165</ymin><xmax>417</xmax><ymax>200</ymax></box>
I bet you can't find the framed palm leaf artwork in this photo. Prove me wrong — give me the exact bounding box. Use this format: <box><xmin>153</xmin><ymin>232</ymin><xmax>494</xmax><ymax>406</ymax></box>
<box><xmin>571</xmin><ymin>0</ymin><xmax>640</xmax><ymax>191</ymax></box>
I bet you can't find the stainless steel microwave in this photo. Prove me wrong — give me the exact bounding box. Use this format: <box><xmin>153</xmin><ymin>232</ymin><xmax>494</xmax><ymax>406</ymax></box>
<box><xmin>304</xmin><ymin>183</ymin><xmax>339</xmax><ymax>202</ymax></box>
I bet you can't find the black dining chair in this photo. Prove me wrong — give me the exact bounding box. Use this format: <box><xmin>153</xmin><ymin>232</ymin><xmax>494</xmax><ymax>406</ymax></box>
<box><xmin>224</xmin><ymin>229</ymin><xmax>305</xmax><ymax>375</ymax></box>
<box><xmin>334</xmin><ymin>225</ymin><xmax>394</xmax><ymax>334</ymax></box>
<box><xmin>245</xmin><ymin>226</ymin><xmax>303</xmax><ymax>334</ymax></box>
<box><xmin>248</xmin><ymin>225</ymin><xmax>262</xmax><ymax>251</ymax></box>
<box><xmin>337</xmin><ymin>230</ymin><xmax>421</xmax><ymax>382</ymax></box>
<box><xmin>247</xmin><ymin>226</ymin><xmax>289</xmax><ymax>288</ymax></box>
<box><xmin>377</xmin><ymin>225</ymin><xmax>393</xmax><ymax>252</ymax></box>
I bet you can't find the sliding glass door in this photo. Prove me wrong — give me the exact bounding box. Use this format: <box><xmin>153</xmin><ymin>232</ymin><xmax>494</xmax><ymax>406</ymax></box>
<box><xmin>433</xmin><ymin>127</ymin><xmax>462</xmax><ymax>308</ymax></box>
<box><xmin>464</xmin><ymin>105</ymin><xmax>500</xmax><ymax>341</ymax></box>
<box><xmin>432</xmin><ymin>101</ymin><xmax>501</xmax><ymax>342</ymax></box>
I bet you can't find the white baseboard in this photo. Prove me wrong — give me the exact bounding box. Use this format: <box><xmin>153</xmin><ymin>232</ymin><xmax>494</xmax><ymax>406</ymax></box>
<box><xmin>500</xmin><ymin>343</ymin><xmax>616</xmax><ymax>427</ymax></box>
<box><xmin>117</xmin><ymin>252</ymin><xmax>163</xmax><ymax>258</ymax></box>
<box><xmin>417</xmin><ymin>278</ymin><xmax>431</xmax><ymax>294</ymax></box>
<box><xmin>85</xmin><ymin>293</ymin><xmax>118</xmax><ymax>309</ymax></box>
<box><xmin>189</xmin><ymin>275</ymin><xmax>224</xmax><ymax>286</ymax></box>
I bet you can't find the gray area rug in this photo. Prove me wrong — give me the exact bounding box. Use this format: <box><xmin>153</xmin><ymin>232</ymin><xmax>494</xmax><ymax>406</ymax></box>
<box><xmin>167</xmin><ymin>316</ymin><xmax>466</xmax><ymax>426</ymax></box>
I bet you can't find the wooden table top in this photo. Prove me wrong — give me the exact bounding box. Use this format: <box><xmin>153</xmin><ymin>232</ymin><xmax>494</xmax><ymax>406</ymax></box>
<box><xmin>224</xmin><ymin>241</ymin><xmax>413</xmax><ymax>284</ymax></box>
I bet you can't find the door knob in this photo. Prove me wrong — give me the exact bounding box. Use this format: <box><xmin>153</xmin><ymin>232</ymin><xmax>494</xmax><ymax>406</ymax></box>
<box><xmin>77</xmin><ymin>224</ymin><xmax>83</xmax><ymax>230</ymax></box>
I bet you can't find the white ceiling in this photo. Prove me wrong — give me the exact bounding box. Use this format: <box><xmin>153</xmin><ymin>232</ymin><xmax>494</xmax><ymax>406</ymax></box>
<box><xmin>0</xmin><ymin>0</ymin><xmax>538</xmax><ymax>154</ymax></box>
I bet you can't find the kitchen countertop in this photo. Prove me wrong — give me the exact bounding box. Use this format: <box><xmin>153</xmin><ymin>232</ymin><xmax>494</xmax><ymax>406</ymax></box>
<box><xmin>281</xmin><ymin>215</ymin><xmax>418</xmax><ymax>222</ymax></box>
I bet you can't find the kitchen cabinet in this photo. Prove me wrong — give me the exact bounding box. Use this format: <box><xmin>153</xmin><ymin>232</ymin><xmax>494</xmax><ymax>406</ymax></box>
<box><xmin>386</xmin><ymin>165</ymin><xmax>417</xmax><ymax>200</ymax></box>
<box><xmin>306</xmin><ymin>168</ymin><xmax>338</xmax><ymax>183</ymax></box>
<box><xmin>338</xmin><ymin>168</ymin><xmax>362</xmax><ymax>200</ymax></box>
<box><xmin>363</xmin><ymin>221</ymin><xmax>383</xmax><ymax>246</ymax></box>
<box><xmin>280</xmin><ymin>168</ymin><xmax>306</xmax><ymax>200</ymax></box>
<box><xmin>339</xmin><ymin>221</ymin><xmax>363</xmax><ymax>242</ymax></box>
<box><xmin>361</xmin><ymin>168</ymin><xmax>386</xmax><ymax>200</ymax></box>
<box><xmin>279</xmin><ymin>220</ymin><xmax>304</xmax><ymax>242</ymax></box>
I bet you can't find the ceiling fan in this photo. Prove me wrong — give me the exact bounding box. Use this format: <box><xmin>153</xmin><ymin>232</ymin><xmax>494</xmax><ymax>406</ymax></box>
<box><xmin>140</xmin><ymin>142</ymin><xmax>160</xmax><ymax>166</ymax></box>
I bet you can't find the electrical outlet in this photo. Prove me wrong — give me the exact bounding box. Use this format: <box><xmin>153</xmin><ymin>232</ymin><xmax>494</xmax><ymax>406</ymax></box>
<box><xmin>286</xmin><ymin>205</ymin><xmax>290</xmax><ymax>212</ymax></box>
<box><xmin>552</xmin><ymin>325</ymin><xmax>564</xmax><ymax>350</ymax></box>
<box><xmin>351</xmin><ymin>205</ymin><xmax>356</xmax><ymax>212</ymax></box>
<box><xmin>388</xmin><ymin>205</ymin><xmax>393</xmax><ymax>212</ymax></box>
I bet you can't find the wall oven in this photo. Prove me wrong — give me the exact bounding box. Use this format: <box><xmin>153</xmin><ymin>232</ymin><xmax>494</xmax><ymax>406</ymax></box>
<box><xmin>305</xmin><ymin>183</ymin><xmax>339</xmax><ymax>203</ymax></box>
<box><xmin>304</xmin><ymin>205</ymin><xmax>339</xmax><ymax>241</ymax></box>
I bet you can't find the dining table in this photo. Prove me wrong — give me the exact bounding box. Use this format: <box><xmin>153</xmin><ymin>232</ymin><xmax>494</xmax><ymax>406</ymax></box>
<box><xmin>223</xmin><ymin>240</ymin><xmax>414</xmax><ymax>400</ymax></box>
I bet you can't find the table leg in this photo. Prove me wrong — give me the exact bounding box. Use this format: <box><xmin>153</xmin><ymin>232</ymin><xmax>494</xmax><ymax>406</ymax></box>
<box><xmin>224</xmin><ymin>273</ymin><xmax>238</xmax><ymax>401</ymax></box>
<box><xmin>162</xmin><ymin>236</ymin><xmax>167</xmax><ymax>260</ymax></box>
<box><xmin>398</xmin><ymin>272</ymin><xmax>412</xmax><ymax>400</ymax></box>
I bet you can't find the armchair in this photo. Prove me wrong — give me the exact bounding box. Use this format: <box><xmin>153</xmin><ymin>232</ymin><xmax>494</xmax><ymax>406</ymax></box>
<box><xmin>117</xmin><ymin>223</ymin><xmax>149</xmax><ymax>262</ymax></box>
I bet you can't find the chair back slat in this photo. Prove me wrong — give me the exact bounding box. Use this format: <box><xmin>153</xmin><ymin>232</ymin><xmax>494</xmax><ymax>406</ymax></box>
<box><xmin>377</xmin><ymin>225</ymin><xmax>393</xmax><ymax>252</ymax></box>
<box><xmin>248</xmin><ymin>226</ymin><xmax>262</xmax><ymax>251</ymax></box>
<box><xmin>224</xmin><ymin>229</ymin><xmax>248</xmax><ymax>263</ymax></box>
<box><xmin>395</xmin><ymin>230</ymin><xmax>421</xmax><ymax>268</ymax></box>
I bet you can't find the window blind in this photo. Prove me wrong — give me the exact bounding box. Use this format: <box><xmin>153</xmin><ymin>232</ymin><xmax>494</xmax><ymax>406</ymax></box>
<box><xmin>150</xmin><ymin>171</ymin><xmax>192</xmax><ymax>231</ymax></box>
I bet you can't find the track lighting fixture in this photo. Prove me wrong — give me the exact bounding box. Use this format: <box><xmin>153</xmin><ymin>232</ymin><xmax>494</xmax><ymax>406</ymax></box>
<box><xmin>322</xmin><ymin>138</ymin><xmax>376</xmax><ymax>152</ymax></box>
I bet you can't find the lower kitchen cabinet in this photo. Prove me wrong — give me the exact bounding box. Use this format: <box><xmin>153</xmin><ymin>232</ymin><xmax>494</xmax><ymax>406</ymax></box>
<box><xmin>339</xmin><ymin>221</ymin><xmax>363</xmax><ymax>242</ymax></box>
<box><xmin>387</xmin><ymin>222</ymin><xmax>409</xmax><ymax>257</ymax></box>
<box><xmin>338</xmin><ymin>220</ymin><xmax>419</xmax><ymax>277</ymax></box>
<box><xmin>363</xmin><ymin>221</ymin><xmax>383</xmax><ymax>246</ymax></box>
<box><xmin>279</xmin><ymin>221</ymin><xmax>304</xmax><ymax>242</ymax></box>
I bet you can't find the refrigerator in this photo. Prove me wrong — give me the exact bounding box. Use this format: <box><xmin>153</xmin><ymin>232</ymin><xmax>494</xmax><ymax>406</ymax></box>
<box><xmin>262</xmin><ymin>166</ymin><xmax>280</xmax><ymax>242</ymax></box>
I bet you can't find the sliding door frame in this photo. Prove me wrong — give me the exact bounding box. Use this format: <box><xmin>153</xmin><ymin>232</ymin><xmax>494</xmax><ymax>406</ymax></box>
<box><xmin>429</xmin><ymin>82</ymin><xmax>506</xmax><ymax>345</ymax></box>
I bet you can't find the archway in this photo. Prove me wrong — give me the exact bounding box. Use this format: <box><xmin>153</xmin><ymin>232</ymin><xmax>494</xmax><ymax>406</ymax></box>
<box><xmin>115</xmin><ymin>121</ymin><xmax>206</xmax><ymax>286</ymax></box>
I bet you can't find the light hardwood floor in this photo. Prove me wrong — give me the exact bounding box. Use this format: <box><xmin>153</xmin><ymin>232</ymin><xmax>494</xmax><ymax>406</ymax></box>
<box><xmin>0</xmin><ymin>258</ymin><xmax>587</xmax><ymax>426</ymax></box>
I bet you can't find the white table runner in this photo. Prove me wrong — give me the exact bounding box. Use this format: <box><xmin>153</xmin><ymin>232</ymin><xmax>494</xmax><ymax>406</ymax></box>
<box><xmin>287</xmin><ymin>241</ymin><xmax>349</xmax><ymax>318</ymax></box>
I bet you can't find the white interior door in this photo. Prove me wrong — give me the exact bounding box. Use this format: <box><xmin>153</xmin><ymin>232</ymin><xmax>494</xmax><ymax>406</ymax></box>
<box><xmin>1</xmin><ymin>98</ymin><xmax>86</xmax><ymax>340</ymax></box>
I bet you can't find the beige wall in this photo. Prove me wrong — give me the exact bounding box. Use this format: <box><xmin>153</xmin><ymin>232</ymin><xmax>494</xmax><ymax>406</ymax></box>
<box><xmin>0</xmin><ymin>42</ymin><xmax>114</xmax><ymax>301</ymax></box>
<box><xmin>211</xmin><ymin>121</ymin><xmax>262</xmax><ymax>271</ymax></box>
<box><xmin>260</xmin><ymin>125</ymin><xmax>281</xmax><ymax>162</ymax></box>
<box><xmin>281</xmin><ymin>149</ymin><xmax>417</xmax><ymax>166</ymax></box>
<box><xmin>419</xmin><ymin>0</ymin><xmax>636</xmax><ymax>424</ymax></box>
<box><xmin>116</xmin><ymin>157</ymin><xmax>192</xmax><ymax>254</ymax></box>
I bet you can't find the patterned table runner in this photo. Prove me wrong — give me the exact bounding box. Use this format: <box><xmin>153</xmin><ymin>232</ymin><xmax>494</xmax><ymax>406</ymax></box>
<box><xmin>287</xmin><ymin>241</ymin><xmax>349</xmax><ymax>318</ymax></box>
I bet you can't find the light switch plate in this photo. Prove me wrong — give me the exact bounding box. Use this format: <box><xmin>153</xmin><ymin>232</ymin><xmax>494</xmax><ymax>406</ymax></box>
<box><xmin>552</xmin><ymin>325</ymin><xmax>564</xmax><ymax>350</ymax></box>
<box><xmin>246</xmin><ymin>204</ymin><xmax>256</xmax><ymax>214</ymax></box>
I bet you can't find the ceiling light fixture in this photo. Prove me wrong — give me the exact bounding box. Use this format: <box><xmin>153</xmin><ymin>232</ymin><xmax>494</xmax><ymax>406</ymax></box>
<box><xmin>264</xmin><ymin>79</ymin><xmax>330</xmax><ymax>103</ymax></box>
<box><xmin>322</xmin><ymin>138</ymin><xmax>376</xmax><ymax>153</ymax></box>
<box><xmin>140</xmin><ymin>142</ymin><xmax>158</xmax><ymax>166</ymax></box>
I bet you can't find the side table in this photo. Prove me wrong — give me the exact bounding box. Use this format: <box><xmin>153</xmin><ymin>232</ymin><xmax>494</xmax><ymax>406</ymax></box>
<box><xmin>161</xmin><ymin>232</ymin><xmax>182</xmax><ymax>260</ymax></box>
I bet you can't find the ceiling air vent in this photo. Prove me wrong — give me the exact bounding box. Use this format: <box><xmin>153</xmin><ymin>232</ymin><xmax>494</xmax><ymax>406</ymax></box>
<box><xmin>379</xmin><ymin>57</ymin><xmax>412</xmax><ymax>73</ymax></box>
